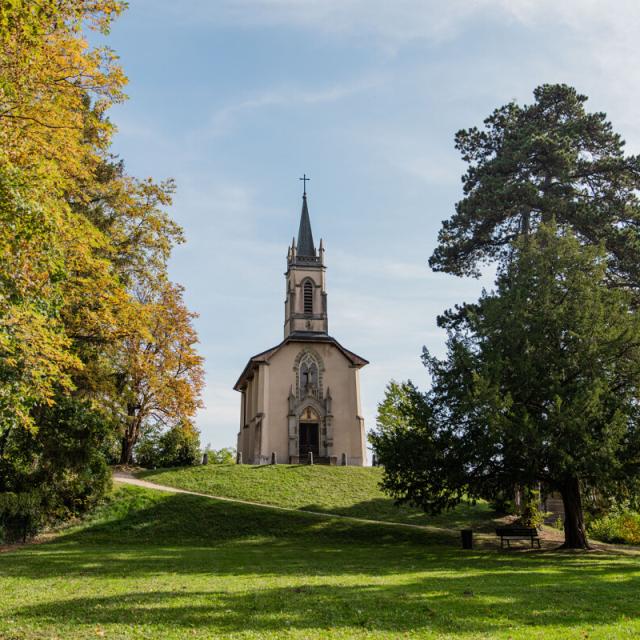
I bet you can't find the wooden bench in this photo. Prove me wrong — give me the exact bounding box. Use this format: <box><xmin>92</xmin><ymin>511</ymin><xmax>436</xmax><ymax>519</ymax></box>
<box><xmin>496</xmin><ymin>527</ymin><xmax>541</xmax><ymax>549</ymax></box>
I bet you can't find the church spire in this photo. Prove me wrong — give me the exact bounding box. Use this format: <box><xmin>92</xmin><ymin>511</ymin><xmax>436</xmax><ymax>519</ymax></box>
<box><xmin>296</xmin><ymin>193</ymin><xmax>316</xmax><ymax>257</ymax></box>
<box><xmin>284</xmin><ymin>183</ymin><xmax>327</xmax><ymax>338</ymax></box>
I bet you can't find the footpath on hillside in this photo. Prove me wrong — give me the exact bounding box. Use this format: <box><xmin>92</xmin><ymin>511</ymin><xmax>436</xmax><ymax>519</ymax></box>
<box><xmin>113</xmin><ymin>470</ymin><xmax>448</xmax><ymax>533</ymax></box>
<box><xmin>114</xmin><ymin>470</ymin><xmax>572</xmax><ymax>549</ymax></box>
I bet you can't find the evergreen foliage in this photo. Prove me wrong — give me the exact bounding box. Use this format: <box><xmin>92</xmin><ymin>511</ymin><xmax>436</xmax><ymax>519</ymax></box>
<box><xmin>372</xmin><ymin>227</ymin><xmax>640</xmax><ymax>549</ymax></box>
<box><xmin>430</xmin><ymin>84</ymin><xmax>640</xmax><ymax>293</ymax></box>
<box><xmin>376</xmin><ymin>85</ymin><xmax>640</xmax><ymax>550</ymax></box>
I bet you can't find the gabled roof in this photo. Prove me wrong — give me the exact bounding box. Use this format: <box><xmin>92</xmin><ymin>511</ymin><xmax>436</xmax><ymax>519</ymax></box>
<box><xmin>296</xmin><ymin>194</ymin><xmax>316</xmax><ymax>257</ymax></box>
<box><xmin>234</xmin><ymin>333</ymin><xmax>368</xmax><ymax>391</ymax></box>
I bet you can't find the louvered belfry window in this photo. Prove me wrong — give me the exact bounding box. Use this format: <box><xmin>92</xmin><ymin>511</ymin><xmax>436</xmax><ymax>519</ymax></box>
<box><xmin>303</xmin><ymin>280</ymin><xmax>313</xmax><ymax>315</ymax></box>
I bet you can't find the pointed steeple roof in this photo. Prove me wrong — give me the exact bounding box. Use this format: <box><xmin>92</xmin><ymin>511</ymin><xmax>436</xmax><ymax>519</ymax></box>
<box><xmin>296</xmin><ymin>194</ymin><xmax>316</xmax><ymax>257</ymax></box>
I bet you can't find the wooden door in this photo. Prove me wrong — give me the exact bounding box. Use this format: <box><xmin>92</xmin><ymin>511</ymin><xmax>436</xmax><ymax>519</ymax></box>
<box><xmin>299</xmin><ymin>422</ymin><xmax>319</xmax><ymax>458</ymax></box>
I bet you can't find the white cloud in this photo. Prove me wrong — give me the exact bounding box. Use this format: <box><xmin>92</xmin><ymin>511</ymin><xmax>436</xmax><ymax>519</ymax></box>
<box><xmin>117</xmin><ymin>0</ymin><xmax>640</xmax><ymax>453</ymax></box>
<box><xmin>149</xmin><ymin>0</ymin><xmax>640</xmax><ymax>52</ymax></box>
<box><xmin>203</xmin><ymin>76</ymin><xmax>383</xmax><ymax>137</ymax></box>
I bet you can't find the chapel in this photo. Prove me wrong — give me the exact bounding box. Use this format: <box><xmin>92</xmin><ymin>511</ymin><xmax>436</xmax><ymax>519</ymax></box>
<box><xmin>234</xmin><ymin>186</ymin><xmax>368</xmax><ymax>465</ymax></box>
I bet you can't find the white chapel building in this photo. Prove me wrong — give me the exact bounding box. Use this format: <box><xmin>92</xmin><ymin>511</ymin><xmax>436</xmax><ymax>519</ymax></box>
<box><xmin>234</xmin><ymin>188</ymin><xmax>368</xmax><ymax>465</ymax></box>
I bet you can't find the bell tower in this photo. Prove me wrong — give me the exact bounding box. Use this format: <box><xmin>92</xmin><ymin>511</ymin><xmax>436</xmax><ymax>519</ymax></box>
<box><xmin>235</xmin><ymin>177</ymin><xmax>369</xmax><ymax>466</ymax></box>
<box><xmin>284</xmin><ymin>187</ymin><xmax>328</xmax><ymax>338</ymax></box>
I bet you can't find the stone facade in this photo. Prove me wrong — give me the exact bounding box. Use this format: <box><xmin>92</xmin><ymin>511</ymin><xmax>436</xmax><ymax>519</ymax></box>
<box><xmin>234</xmin><ymin>193</ymin><xmax>368</xmax><ymax>466</ymax></box>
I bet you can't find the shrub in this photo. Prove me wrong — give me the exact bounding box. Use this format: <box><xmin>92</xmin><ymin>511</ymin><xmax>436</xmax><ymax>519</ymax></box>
<box><xmin>519</xmin><ymin>489</ymin><xmax>548</xmax><ymax>529</ymax></box>
<box><xmin>135</xmin><ymin>430</ymin><xmax>162</xmax><ymax>468</ymax></box>
<box><xmin>34</xmin><ymin>397</ymin><xmax>113</xmax><ymax>517</ymax></box>
<box><xmin>588</xmin><ymin>511</ymin><xmax>640</xmax><ymax>545</ymax></box>
<box><xmin>203</xmin><ymin>446</ymin><xmax>236</xmax><ymax>465</ymax></box>
<box><xmin>490</xmin><ymin>487</ymin><xmax>547</xmax><ymax>528</ymax></box>
<box><xmin>0</xmin><ymin>491</ymin><xmax>44</xmax><ymax>543</ymax></box>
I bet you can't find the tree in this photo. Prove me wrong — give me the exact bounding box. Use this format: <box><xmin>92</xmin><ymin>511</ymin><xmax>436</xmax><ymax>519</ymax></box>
<box><xmin>429</xmin><ymin>84</ymin><xmax>640</xmax><ymax>292</ymax></box>
<box><xmin>203</xmin><ymin>446</ymin><xmax>236</xmax><ymax>465</ymax></box>
<box><xmin>136</xmin><ymin>422</ymin><xmax>201</xmax><ymax>468</ymax></box>
<box><xmin>117</xmin><ymin>282</ymin><xmax>204</xmax><ymax>465</ymax></box>
<box><xmin>0</xmin><ymin>0</ymin><xmax>127</xmax><ymax>432</ymax></box>
<box><xmin>372</xmin><ymin>227</ymin><xmax>640</xmax><ymax>549</ymax></box>
<box><xmin>0</xmin><ymin>1</ymin><xmax>204</xmax><ymax>540</ymax></box>
<box><xmin>0</xmin><ymin>396</ymin><xmax>113</xmax><ymax>541</ymax></box>
<box><xmin>0</xmin><ymin>1</ymin><xmax>127</xmax><ymax>189</ymax></box>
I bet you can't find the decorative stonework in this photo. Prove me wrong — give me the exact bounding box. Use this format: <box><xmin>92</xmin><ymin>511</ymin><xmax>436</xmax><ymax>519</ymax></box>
<box><xmin>235</xmin><ymin>191</ymin><xmax>368</xmax><ymax>466</ymax></box>
<box><xmin>293</xmin><ymin>348</ymin><xmax>324</xmax><ymax>400</ymax></box>
<box><xmin>286</xmin><ymin>348</ymin><xmax>335</xmax><ymax>462</ymax></box>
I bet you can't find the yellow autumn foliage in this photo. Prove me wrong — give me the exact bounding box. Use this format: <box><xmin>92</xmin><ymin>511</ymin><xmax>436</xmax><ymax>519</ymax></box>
<box><xmin>0</xmin><ymin>1</ymin><xmax>204</xmax><ymax>453</ymax></box>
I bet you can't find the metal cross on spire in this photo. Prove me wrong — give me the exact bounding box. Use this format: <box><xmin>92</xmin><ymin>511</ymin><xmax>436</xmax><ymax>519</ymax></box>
<box><xmin>299</xmin><ymin>173</ymin><xmax>310</xmax><ymax>196</ymax></box>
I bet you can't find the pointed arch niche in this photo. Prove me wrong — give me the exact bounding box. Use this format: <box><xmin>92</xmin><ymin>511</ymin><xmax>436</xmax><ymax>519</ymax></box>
<box><xmin>294</xmin><ymin>348</ymin><xmax>324</xmax><ymax>400</ymax></box>
<box><xmin>288</xmin><ymin>348</ymin><xmax>334</xmax><ymax>463</ymax></box>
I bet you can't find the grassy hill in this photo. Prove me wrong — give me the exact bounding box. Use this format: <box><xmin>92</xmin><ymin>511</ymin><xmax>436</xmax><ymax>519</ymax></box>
<box><xmin>1</xmin><ymin>483</ymin><xmax>640</xmax><ymax>639</ymax></box>
<box><xmin>138</xmin><ymin>464</ymin><xmax>496</xmax><ymax>530</ymax></box>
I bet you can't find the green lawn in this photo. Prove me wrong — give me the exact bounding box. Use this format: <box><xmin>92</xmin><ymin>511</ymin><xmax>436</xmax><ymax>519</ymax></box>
<box><xmin>1</xmin><ymin>483</ymin><xmax>639</xmax><ymax>639</ymax></box>
<box><xmin>138</xmin><ymin>464</ymin><xmax>497</xmax><ymax>530</ymax></box>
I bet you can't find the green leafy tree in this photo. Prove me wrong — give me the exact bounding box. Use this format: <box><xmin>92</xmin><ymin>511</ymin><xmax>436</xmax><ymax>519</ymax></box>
<box><xmin>0</xmin><ymin>2</ymin><xmax>127</xmax><ymax>539</ymax></box>
<box><xmin>203</xmin><ymin>446</ymin><xmax>236</xmax><ymax>465</ymax></box>
<box><xmin>136</xmin><ymin>422</ymin><xmax>201</xmax><ymax>468</ymax></box>
<box><xmin>0</xmin><ymin>396</ymin><xmax>113</xmax><ymax>541</ymax></box>
<box><xmin>430</xmin><ymin>84</ymin><xmax>640</xmax><ymax>291</ymax></box>
<box><xmin>372</xmin><ymin>227</ymin><xmax>640</xmax><ymax>549</ymax></box>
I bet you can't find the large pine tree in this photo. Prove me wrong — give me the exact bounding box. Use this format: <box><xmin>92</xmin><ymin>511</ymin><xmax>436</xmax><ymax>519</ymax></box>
<box><xmin>372</xmin><ymin>227</ymin><xmax>640</xmax><ymax>549</ymax></box>
<box><xmin>430</xmin><ymin>84</ymin><xmax>640</xmax><ymax>293</ymax></box>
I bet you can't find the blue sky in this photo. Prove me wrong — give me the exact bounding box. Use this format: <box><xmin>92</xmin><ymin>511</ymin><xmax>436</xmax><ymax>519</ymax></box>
<box><xmin>103</xmin><ymin>0</ymin><xmax>640</xmax><ymax>452</ymax></box>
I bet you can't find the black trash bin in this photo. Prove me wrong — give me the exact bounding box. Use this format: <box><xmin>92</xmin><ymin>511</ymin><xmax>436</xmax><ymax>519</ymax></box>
<box><xmin>461</xmin><ymin>529</ymin><xmax>473</xmax><ymax>549</ymax></box>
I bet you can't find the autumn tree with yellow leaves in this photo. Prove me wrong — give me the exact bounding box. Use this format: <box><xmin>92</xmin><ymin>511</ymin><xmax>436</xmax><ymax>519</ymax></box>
<box><xmin>0</xmin><ymin>1</ymin><xmax>204</xmax><ymax>541</ymax></box>
<box><xmin>117</xmin><ymin>282</ymin><xmax>204</xmax><ymax>465</ymax></box>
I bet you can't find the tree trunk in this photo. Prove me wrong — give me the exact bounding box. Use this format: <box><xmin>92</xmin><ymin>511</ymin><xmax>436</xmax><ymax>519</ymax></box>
<box><xmin>540</xmin><ymin>173</ymin><xmax>553</xmax><ymax>224</ymax></box>
<box><xmin>119</xmin><ymin>435</ymin><xmax>133</xmax><ymax>465</ymax></box>
<box><xmin>559</xmin><ymin>477</ymin><xmax>590</xmax><ymax>549</ymax></box>
<box><xmin>119</xmin><ymin>406</ymin><xmax>139</xmax><ymax>465</ymax></box>
<box><xmin>521</xmin><ymin>210</ymin><xmax>530</xmax><ymax>239</ymax></box>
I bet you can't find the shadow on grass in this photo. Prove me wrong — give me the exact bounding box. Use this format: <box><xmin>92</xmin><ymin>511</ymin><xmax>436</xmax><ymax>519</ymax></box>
<box><xmin>0</xmin><ymin>488</ymin><xmax>456</xmax><ymax>582</ymax></box>
<box><xmin>2</xmin><ymin>486</ymin><xmax>639</xmax><ymax>636</ymax></box>
<box><xmin>295</xmin><ymin>497</ymin><xmax>502</xmax><ymax>531</ymax></box>
<box><xmin>93</xmin><ymin>487</ymin><xmax>461</xmax><ymax>546</ymax></box>
<box><xmin>7</xmin><ymin>563</ymin><xmax>640</xmax><ymax>636</ymax></box>
<box><xmin>140</xmin><ymin>464</ymin><xmax>501</xmax><ymax>531</ymax></box>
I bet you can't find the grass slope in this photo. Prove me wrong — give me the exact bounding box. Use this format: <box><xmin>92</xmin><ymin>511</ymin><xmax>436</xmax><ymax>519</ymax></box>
<box><xmin>1</xmin><ymin>484</ymin><xmax>639</xmax><ymax>639</ymax></box>
<box><xmin>138</xmin><ymin>464</ymin><xmax>496</xmax><ymax>529</ymax></box>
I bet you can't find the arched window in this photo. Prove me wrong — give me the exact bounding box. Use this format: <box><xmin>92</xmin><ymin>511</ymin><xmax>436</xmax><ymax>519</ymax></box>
<box><xmin>298</xmin><ymin>352</ymin><xmax>320</xmax><ymax>397</ymax></box>
<box><xmin>303</xmin><ymin>280</ymin><xmax>313</xmax><ymax>315</ymax></box>
<box><xmin>300</xmin><ymin>361</ymin><xmax>318</xmax><ymax>393</ymax></box>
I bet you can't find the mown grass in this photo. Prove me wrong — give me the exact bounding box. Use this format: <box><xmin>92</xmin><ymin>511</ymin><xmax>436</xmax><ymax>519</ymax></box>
<box><xmin>1</xmin><ymin>484</ymin><xmax>639</xmax><ymax>639</ymax></box>
<box><xmin>139</xmin><ymin>464</ymin><xmax>498</xmax><ymax>530</ymax></box>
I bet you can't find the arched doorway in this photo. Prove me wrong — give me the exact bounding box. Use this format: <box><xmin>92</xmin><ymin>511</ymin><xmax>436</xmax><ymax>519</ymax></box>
<box><xmin>299</xmin><ymin>406</ymin><xmax>320</xmax><ymax>458</ymax></box>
